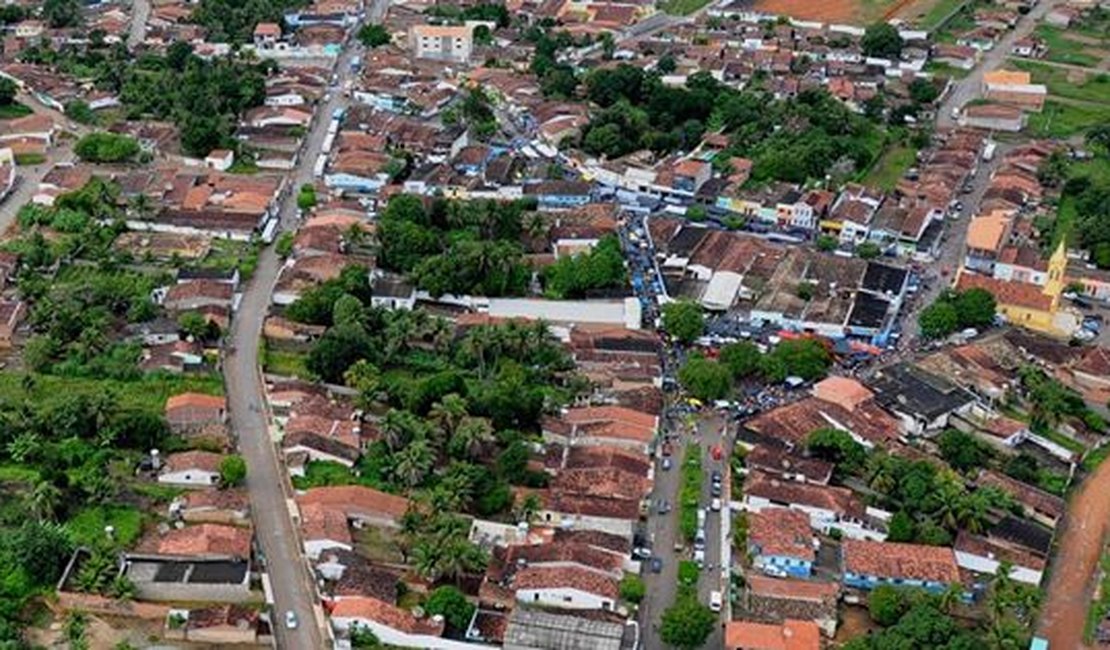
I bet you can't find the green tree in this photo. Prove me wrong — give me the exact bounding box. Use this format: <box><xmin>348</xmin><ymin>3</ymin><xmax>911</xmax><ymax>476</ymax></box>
<box><xmin>619</xmin><ymin>574</ymin><xmax>646</xmax><ymax>604</ymax></box>
<box><xmin>719</xmin><ymin>341</ymin><xmax>762</xmax><ymax>379</ymax></box>
<box><xmin>954</xmin><ymin>288</ymin><xmax>996</xmax><ymax>329</ymax></box>
<box><xmin>44</xmin><ymin>0</ymin><xmax>81</xmax><ymax>27</ymax></box>
<box><xmin>275</xmin><ymin>231</ymin><xmax>294</xmax><ymax>257</ymax></box>
<box><xmin>662</xmin><ymin>300</ymin><xmax>704</xmax><ymax>343</ymax></box>
<box><xmin>937</xmin><ymin>429</ymin><xmax>992</xmax><ymax>472</ymax></box>
<box><xmin>219</xmin><ymin>455</ymin><xmax>247</xmax><ymax>487</ymax></box>
<box><xmin>0</xmin><ymin>77</ymin><xmax>16</xmax><ymax>105</ymax></box>
<box><xmin>807</xmin><ymin>427</ymin><xmax>867</xmax><ymax>477</ymax></box>
<box><xmin>358</xmin><ymin>23</ymin><xmax>391</xmax><ymax>47</ymax></box>
<box><xmin>678</xmin><ymin>354</ymin><xmax>732</xmax><ymax>402</ymax></box>
<box><xmin>886</xmin><ymin>510</ymin><xmax>916</xmax><ymax>542</ymax></box>
<box><xmin>423</xmin><ymin>586</ymin><xmax>475</xmax><ymax>632</ymax></box>
<box><xmin>74</xmin><ymin>133</ymin><xmax>141</xmax><ymax>163</ymax></box>
<box><xmin>659</xmin><ymin>598</ymin><xmax>717</xmax><ymax>650</ymax></box>
<box><xmin>856</xmin><ymin>241</ymin><xmax>881</xmax><ymax>259</ymax></box>
<box><xmin>816</xmin><ymin>235</ymin><xmax>838</xmax><ymax>252</ymax></box>
<box><xmin>908</xmin><ymin>78</ymin><xmax>940</xmax><ymax>105</ymax></box>
<box><xmin>861</xmin><ymin>22</ymin><xmax>903</xmax><ymax>59</ymax></box>
<box><xmin>919</xmin><ymin>300</ymin><xmax>959</xmax><ymax>339</ymax></box>
<box><xmin>868</xmin><ymin>584</ymin><xmax>912</xmax><ymax>626</ymax></box>
<box><xmin>766</xmin><ymin>339</ymin><xmax>831</xmax><ymax>381</ymax></box>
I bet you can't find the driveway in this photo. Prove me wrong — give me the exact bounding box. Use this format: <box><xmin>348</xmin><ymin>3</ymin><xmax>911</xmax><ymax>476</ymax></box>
<box><xmin>223</xmin><ymin>8</ymin><xmax>383</xmax><ymax>649</ymax></box>
<box><xmin>937</xmin><ymin>0</ymin><xmax>1064</xmax><ymax>128</ymax></box>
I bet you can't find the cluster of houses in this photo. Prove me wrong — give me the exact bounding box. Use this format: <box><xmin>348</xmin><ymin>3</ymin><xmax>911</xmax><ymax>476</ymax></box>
<box><xmin>721</xmin><ymin>336</ymin><xmax>1109</xmax><ymax>644</ymax></box>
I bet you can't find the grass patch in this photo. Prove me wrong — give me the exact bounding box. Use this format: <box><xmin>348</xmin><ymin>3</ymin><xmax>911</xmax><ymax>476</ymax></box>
<box><xmin>263</xmin><ymin>347</ymin><xmax>311</xmax><ymax>379</ymax></box>
<box><xmin>1035</xmin><ymin>25</ymin><xmax>1102</xmax><ymax>68</ymax></box>
<box><xmin>66</xmin><ymin>505</ymin><xmax>144</xmax><ymax>547</ymax></box>
<box><xmin>129</xmin><ymin>482</ymin><xmax>186</xmax><ymax>503</ymax></box>
<box><xmin>1086</xmin><ymin>551</ymin><xmax>1110</xmax><ymax>643</ymax></box>
<box><xmin>0</xmin><ymin>464</ymin><xmax>40</xmax><ymax>484</ymax></box>
<box><xmin>917</xmin><ymin>0</ymin><xmax>969</xmax><ymax>31</ymax></box>
<box><xmin>679</xmin><ymin>445</ymin><xmax>703</xmax><ymax>543</ymax></box>
<box><xmin>1084</xmin><ymin>443</ymin><xmax>1110</xmax><ymax>473</ymax></box>
<box><xmin>1012</xmin><ymin>60</ymin><xmax>1110</xmax><ymax>104</ymax></box>
<box><xmin>864</xmin><ymin>145</ymin><xmax>918</xmax><ymax>191</ymax></box>
<box><xmin>200</xmin><ymin>239</ymin><xmax>261</xmax><ymax>281</ymax></box>
<box><xmin>659</xmin><ymin>0</ymin><xmax>711</xmax><ymax>15</ymax></box>
<box><xmin>291</xmin><ymin>460</ymin><xmax>357</xmax><ymax>490</ymax></box>
<box><xmin>1027</xmin><ymin>100</ymin><xmax>1110</xmax><ymax>138</ymax></box>
<box><xmin>0</xmin><ymin>102</ymin><xmax>32</xmax><ymax>119</ymax></box>
<box><xmin>0</xmin><ymin>372</ymin><xmax>223</xmax><ymax>415</ymax></box>
<box><xmin>14</xmin><ymin>152</ymin><xmax>45</xmax><ymax>166</ymax></box>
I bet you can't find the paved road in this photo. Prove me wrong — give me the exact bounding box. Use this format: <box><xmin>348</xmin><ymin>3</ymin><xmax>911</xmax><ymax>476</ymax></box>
<box><xmin>638</xmin><ymin>410</ymin><xmax>729</xmax><ymax>650</ymax></box>
<box><xmin>900</xmin><ymin>142</ymin><xmax>1011</xmax><ymax>346</ymax></box>
<box><xmin>223</xmin><ymin>9</ymin><xmax>379</xmax><ymax>650</ymax></box>
<box><xmin>937</xmin><ymin>0</ymin><xmax>1063</xmax><ymax>128</ymax></box>
<box><xmin>127</xmin><ymin>0</ymin><xmax>151</xmax><ymax>48</ymax></box>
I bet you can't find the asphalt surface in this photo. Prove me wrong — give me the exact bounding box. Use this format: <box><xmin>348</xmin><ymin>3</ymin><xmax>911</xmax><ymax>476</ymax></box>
<box><xmin>224</xmin><ymin>7</ymin><xmax>382</xmax><ymax>648</ymax></box>
<box><xmin>127</xmin><ymin>0</ymin><xmax>150</xmax><ymax>48</ymax></box>
<box><xmin>937</xmin><ymin>0</ymin><xmax>1063</xmax><ymax>128</ymax></box>
<box><xmin>638</xmin><ymin>409</ymin><xmax>730</xmax><ymax>650</ymax></box>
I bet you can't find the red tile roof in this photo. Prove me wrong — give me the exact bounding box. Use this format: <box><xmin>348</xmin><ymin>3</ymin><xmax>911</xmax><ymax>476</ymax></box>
<box><xmin>512</xmin><ymin>565</ymin><xmax>619</xmax><ymax>599</ymax></box>
<box><xmin>150</xmin><ymin>524</ymin><xmax>251</xmax><ymax>558</ymax></box>
<box><xmin>955</xmin><ymin>272</ymin><xmax>1053</xmax><ymax>312</ymax></box>
<box><xmin>842</xmin><ymin>539</ymin><xmax>960</xmax><ymax>584</ymax></box>
<box><xmin>725</xmin><ymin>619</ymin><xmax>821</xmax><ymax>650</ymax></box>
<box><xmin>746</xmin><ymin>574</ymin><xmax>839</xmax><ymax>602</ymax></box>
<box><xmin>748</xmin><ymin>508</ymin><xmax>816</xmax><ymax>562</ymax></box>
<box><xmin>331</xmin><ymin>596</ymin><xmax>444</xmax><ymax>636</ymax></box>
<box><xmin>298</xmin><ymin>486</ymin><xmax>410</xmax><ymax>523</ymax></box>
<box><xmin>163</xmin><ymin>450</ymin><xmax>224</xmax><ymax>475</ymax></box>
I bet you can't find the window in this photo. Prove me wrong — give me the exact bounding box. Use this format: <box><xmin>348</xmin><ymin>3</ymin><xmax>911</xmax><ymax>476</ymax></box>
<box><xmin>563</xmin><ymin>596</ymin><xmax>572</xmax><ymax>603</ymax></box>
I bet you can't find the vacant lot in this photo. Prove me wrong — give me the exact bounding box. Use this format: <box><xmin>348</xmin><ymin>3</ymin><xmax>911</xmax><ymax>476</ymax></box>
<box><xmin>1035</xmin><ymin>25</ymin><xmax>1104</xmax><ymax>68</ymax></box>
<box><xmin>754</xmin><ymin>0</ymin><xmax>906</xmax><ymax>24</ymax></box>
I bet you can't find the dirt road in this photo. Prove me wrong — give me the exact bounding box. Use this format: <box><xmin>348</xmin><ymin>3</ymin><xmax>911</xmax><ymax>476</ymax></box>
<box><xmin>1037</xmin><ymin>458</ymin><xmax>1110</xmax><ymax>648</ymax></box>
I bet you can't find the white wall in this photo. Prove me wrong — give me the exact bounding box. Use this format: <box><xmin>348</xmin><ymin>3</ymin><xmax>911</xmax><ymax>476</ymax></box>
<box><xmin>305</xmin><ymin>538</ymin><xmax>352</xmax><ymax>560</ymax></box>
<box><xmin>158</xmin><ymin>470</ymin><xmax>220</xmax><ymax>488</ymax></box>
<box><xmin>955</xmin><ymin>551</ymin><xmax>1042</xmax><ymax>586</ymax></box>
<box><xmin>332</xmin><ymin>618</ymin><xmax>487</xmax><ymax>650</ymax></box>
<box><xmin>515</xmin><ymin>587</ymin><xmax>613</xmax><ymax>611</ymax></box>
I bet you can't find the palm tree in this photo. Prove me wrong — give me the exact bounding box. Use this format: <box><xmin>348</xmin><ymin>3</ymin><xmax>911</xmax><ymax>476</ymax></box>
<box><xmin>514</xmin><ymin>493</ymin><xmax>542</xmax><ymax>524</ymax></box>
<box><xmin>128</xmin><ymin>193</ymin><xmax>155</xmax><ymax>221</ymax></box>
<box><xmin>450</xmin><ymin>416</ymin><xmax>495</xmax><ymax>459</ymax></box>
<box><xmin>392</xmin><ymin>439</ymin><xmax>434</xmax><ymax>487</ymax></box>
<box><xmin>28</xmin><ymin>480</ymin><xmax>61</xmax><ymax>522</ymax></box>
<box><xmin>381</xmin><ymin>409</ymin><xmax>420</xmax><ymax>451</ymax></box>
<box><xmin>6</xmin><ymin>431</ymin><xmax>42</xmax><ymax>463</ymax></box>
<box><xmin>937</xmin><ymin>583</ymin><xmax>964</xmax><ymax>615</ymax></box>
<box><xmin>344</xmin><ymin>360</ymin><xmax>381</xmax><ymax>411</ymax></box>
<box><xmin>429</xmin><ymin>394</ymin><xmax>468</xmax><ymax>438</ymax></box>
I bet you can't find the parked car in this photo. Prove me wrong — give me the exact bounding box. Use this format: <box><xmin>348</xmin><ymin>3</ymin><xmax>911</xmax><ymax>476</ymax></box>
<box><xmin>711</xmin><ymin>470</ymin><xmax>722</xmax><ymax>484</ymax></box>
<box><xmin>709</xmin><ymin>591</ymin><xmax>722</xmax><ymax>612</ymax></box>
<box><xmin>285</xmin><ymin>611</ymin><xmax>298</xmax><ymax>630</ymax></box>
<box><xmin>711</xmin><ymin>497</ymin><xmax>722</xmax><ymax>512</ymax></box>
<box><xmin>632</xmin><ymin>546</ymin><xmax>652</xmax><ymax>560</ymax></box>
<box><xmin>650</xmin><ymin>557</ymin><xmax>663</xmax><ymax>573</ymax></box>
<box><xmin>694</xmin><ymin>549</ymin><xmax>705</xmax><ymax>568</ymax></box>
<box><xmin>662</xmin><ymin>457</ymin><xmax>673</xmax><ymax>471</ymax></box>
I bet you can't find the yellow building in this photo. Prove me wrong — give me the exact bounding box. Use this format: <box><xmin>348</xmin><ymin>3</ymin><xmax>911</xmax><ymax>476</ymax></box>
<box><xmin>955</xmin><ymin>242</ymin><xmax>1080</xmax><ymax>338</ymax></box>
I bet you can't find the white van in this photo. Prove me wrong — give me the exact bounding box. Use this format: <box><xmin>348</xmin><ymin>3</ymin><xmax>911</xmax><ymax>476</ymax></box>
<box><xmin>709</xmin><ymin>591</ymin><xmax>722</xmax><ymax>612</ymax></box>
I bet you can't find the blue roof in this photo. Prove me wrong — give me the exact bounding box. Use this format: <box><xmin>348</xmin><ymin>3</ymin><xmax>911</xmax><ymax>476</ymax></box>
<box><xmin>1029</xmin><ymin>638</ymin><xmax>1048</xmax><ymax>650</ymax></box>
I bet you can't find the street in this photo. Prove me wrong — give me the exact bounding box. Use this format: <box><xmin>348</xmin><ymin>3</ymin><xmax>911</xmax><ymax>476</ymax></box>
<box><xmin>937</xmin><ymin>0</ymin><xmax>1062</xmax><ymax>128</ymax></box>
<box><xmin>638</xmin><ymin>408</ymin><xmax>730</xmax><ymax>650</ymax></box>
<box><xmin>222</xmin><ymin>4</ymin><xmax>384</xmax><ymax>648</ymax></box>
<box><xmin>127</xmin><ymin>0</ymin><xmax>151</xmax><ymax>48</ymax></box>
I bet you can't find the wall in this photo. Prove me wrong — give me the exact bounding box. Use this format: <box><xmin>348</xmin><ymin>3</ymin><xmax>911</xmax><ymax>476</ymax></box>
<box><xmin>55</xmin><ymin>592</ymin><xmax>170</xmax><ymax>619</ymax></box>
<box><xmin>331</xmin><ymin>618</ymin><xmax>486</xmax><ymax>650</ymax></box>
<box><xmin>515</xmin><ymin>587</ymin><xmax>613</xmax><ymax>610</ymax></box>
<box><xmin>954</xmin><ymin>551</ymin><xmax>1042</xmax><ymax>586</ymax></box>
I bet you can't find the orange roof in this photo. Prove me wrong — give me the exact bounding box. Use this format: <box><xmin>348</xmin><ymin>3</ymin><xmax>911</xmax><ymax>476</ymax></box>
<box><xmin>298</xmin><ymin>486</ymin><xmax>410</xmax><ymax>522</ymax></box>
<box><xmin>163</xmin><ymin>450</ymin><xmax>224</xmax><ymax>474</ymax></box>
<box><xmin>166</xmin><ymin>392</ymin><xmax>227</xmax><ymax>412</ymax></box>
<box><xmin>725</xmin><ymin>620</ymin><xmax>821</xmax><ymax>650</ymax></box>
<box><xmin>331</xmin><ymin>596</ymin><xmax>444</xmax><ymax>636</ymax></box>
<box><xmin>811</xmin><ymin>376</ymin><xmax>873</xmax><ymax>411</ymax></box>
<box><xmin>965</xmin><ymin>212</ymin><xmax>1011</xmax><ymax>252</ymax></box>
<box><xmin>300</xmin><ymin>502</ymin><xmax>352</xmax><ymax>545</ymax></box>
<box><xmin>842</xmin><ymin>539</ymin><xmax>960</xmax><ymax>584</ymax></box>
<box><xmin>562</xmin><ymin>406</ymin><xmax>657</xmax><ymax>435</ymax></box>
<box><xmin>955</xmin><ymin>272</ymin><xmax>1053</xmax><ymax>312</ymax></box>
<box><xmin>154</xmin><ymin>524</ymin><xmax>251</xmax><ymax>557</ymax></box>
<box><xmin>984</xmin><ymin>69</ymin><xmax>1031</xmax><ymax>86</ymax></box>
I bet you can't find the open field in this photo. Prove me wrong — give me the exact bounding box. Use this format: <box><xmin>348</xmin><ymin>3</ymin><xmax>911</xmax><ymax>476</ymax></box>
<box><xmin>753</xmin><ymin>0</ymin><xmax>907</xmax><ymax>24</ymax></box>
<box><xmin>1035</xmin><ymin>25</ymin><xmax>1103</xmax><ymax>68</ymax></box>
<box><xmin>1012</xmin><ymin>59</ymin><xmax>1110</xmax><ymax>104</ymax></box>
<box><xmin>864</xmin><ymin>145</ymin><xmax>917</xmax><ymax>191</ymax></box>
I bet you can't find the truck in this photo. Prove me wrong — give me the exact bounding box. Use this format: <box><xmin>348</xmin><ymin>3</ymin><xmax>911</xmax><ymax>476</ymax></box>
<box><xmin>313</xmin><ymin>154</ymin><xmax>327</xmax><ymax>178</ymax></box>
<box><xmin>982</xmin><ymin>140</ymin><xmax>997</xmax><ymax>162</ymax></box>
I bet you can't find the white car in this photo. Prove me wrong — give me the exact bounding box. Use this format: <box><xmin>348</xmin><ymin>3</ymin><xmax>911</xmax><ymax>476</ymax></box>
<box><xmin>694</xmin><ymin>549</ymin><xmax>705</xmax><ymax>568</ymax></box>
<box><xmin>709</xmin><ymin>590</ymin><xmax>722</xmax><ymax>612</ymax></box>
<box><xmin>711</xmin><ymin>497</ymin><xmax>722</xmax><ymax>512</ymax></box>
<box><xmin>284</xmin><ymin>611</ymin><xmax>298</xmax><ymax>629</ymax></box>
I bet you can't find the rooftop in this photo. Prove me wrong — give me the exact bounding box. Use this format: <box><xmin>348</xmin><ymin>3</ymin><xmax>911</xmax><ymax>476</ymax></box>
<box><xmin>842</xmin><ymin>539</ymin><xmax>960</xmax><ymax>584</ymax></box>
<box><xmin>724</xmin><ymin>619</ymin><xmax>821</xmax><ymax>650</ymax></box>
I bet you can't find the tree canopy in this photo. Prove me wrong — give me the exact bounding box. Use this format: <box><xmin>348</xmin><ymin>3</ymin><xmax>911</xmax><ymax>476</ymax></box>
<box><xmin>678</xmin><ymin>354</ymin><xmax>732</xmax><ymax>402</ymax></box>
<box><xmin>659</xmin><ymin>597</ymin><xmax>717</xmax><ymax>649</ymax></box>
<box><xmin>918</xmin><ymin>288</ymin><xmax>996</xmax><ymax>339</ymax></box>
<box><xmin>543</xmin><ymin>234</ymin><xmax>627</xmax><ymax>299</ymax></box>
<box><xmin>661</xmin><ymin>300</ymin><xmax>704</xmax><ymax>343</ymax></box>
<box><xmin>860</xmin><ymin>22</ymin><xmax>904</xmax><ymax>59</ymax></box>
<box><xmin>74</xmin><ymin>132</ymin><xmax>141</xmax><ymax>163</ymax></box>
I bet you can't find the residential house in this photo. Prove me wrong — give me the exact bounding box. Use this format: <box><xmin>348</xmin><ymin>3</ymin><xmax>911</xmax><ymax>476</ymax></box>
<box><xmin>865</xmin><ymin>363</ymin><xmax>977</xmax><ymax>436</ymax></box>
<box><xmin>542</xmin><ymin>405</ymin><xmax>658</xmax><ymax>452</ymax></box>
<box><xmin>170</xmin><ymin>489</ymin><xmax>250</xmax><ymax>526</ymax></box>
<box><xmin>124</xmin><ymin>524</ymin><xmax>252</xmax><ymax>602</ymax></box>
<box><xmin>524</xmin><ymin>180</ymin><xmax>592</xmax><ymax>209</ymax></box>
<box><xmin>329</xmin><ymin>596</ymin><xmax>448</xmax><ymax>649</ymax></box>
<box><xmin>408</xmin><ymin>24</ymin><xmax>474</xmax><ymax>63</ymax></box>
<box><xmin>725</xmin><ymin>619</ymin><xmax>821</xmax><ymax>650</ymax></box>
<box><xmin>748</xmin><ymin>508</ymin><xmax>818</xmax><ymax>578</ymax></box>
<box><xmin>300</xmin><ymin>501</ymin><xmax>354</xmax><ymax>560</ymax></box>
<box><xmin>841</xmin><ymin>539</ymin><xmax>960</xmax><ymax>594</ymax></box>
<box><xmin>960</xmin><ymin>103</ymin><xmax>1025</xmax><ymax>132</ymax></box>
<box><xmin>297</xmin><ymin>486</ymin><xmax>411</xmax><ymax>529</ymax></box>
<box><xmin>742</xmin><ymin>471</ymin><xmax>887</xmax><ymax>541</ymax></box>
<box><xmin>954</xmin><ymin>531</ymin><xmax>1045</xmax><ymax>586</ymax></box>
<box><xmin>976</xmin><ymin>469</ymin><xmax>1064</xmax><ymax>528</ymax></box>
<box><xmin>513</xmin><ymin>565</ymin><xmax>620</xmax><ymax>611</ymax></box>
<box><xmin>982</xmin><ymin>70</ymin><xmax>1046</xmax><ymax>112</ymax></box>
<box><xmin>158</xmin><ymin>451</ymin><xmax>225</xmax><ymax>488</ymax></box>
<box><xmin>742</xmin><ymin>576</ymin><xmax>840</xmax><ymax>638</ymax></box>
<box><xmin>165</xmin><ymin>393</ymin><xmax>227</xmax><ymax>431</ymax></box>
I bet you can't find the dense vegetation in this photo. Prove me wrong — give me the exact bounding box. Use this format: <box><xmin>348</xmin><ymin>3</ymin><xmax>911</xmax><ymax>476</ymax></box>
<box><xmin>542</xmin><ymin>234</ymin><xmax>627</xmax><ymax>299</ymax></box>
<box><xmin>288</xmin><ymin>271</ymin><xmax>580</xmax><ymax>520</ymax></box>
<box><xmin>191</xmin><ymin>0</ymin><xmax>306</xmax><ymax>44</ymax></box>
<box><xmin>578</xmin><ymin>66</ymin><xmax>883</xmax><ymax>184</ymax></box>
<box><xmin>377</xmin><ymin>195</ymin><xmax>534</xmax><ymax>298</ymax></box>
<box><xmin>74</xmin><ymin>132</ymin><xmax>141</xmax><ymax>163</ymax></box>
<box><xmin>918</xmin><ymin>288</ymin><xmax>997</xmax><ymax>340</ymax></box>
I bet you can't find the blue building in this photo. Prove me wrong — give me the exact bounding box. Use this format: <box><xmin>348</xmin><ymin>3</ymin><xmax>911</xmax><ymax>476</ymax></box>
<box><xmin>842</xmin><ymin>539</ymin><xmax>960</xmax><ymax>594</ymax></box>
<box><xmin>748</xmin><ymin>508</ymin><xmax>817</xmax><ymax>578</ymax></box>
<box><xmin>524</xmin><ymin>180</ymin><xmax>592</xmax><ymax>209</ymax></box>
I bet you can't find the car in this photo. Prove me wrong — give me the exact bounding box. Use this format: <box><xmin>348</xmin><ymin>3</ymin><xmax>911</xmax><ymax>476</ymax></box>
<box><xmin>650</xmin><ymin>557</ymin><xmax>663</xmax><ymax>573</ymax></box>
<box><xmin>284</xmin><ymin>611</ymin><xmax>298</xmax><ymax>630</ymax></box>
<box><xmin>661</xmin><ymin>457</ymin><xmax>673</xmax><ymax>471</ymax></box>
<box><xmin>711</xmin><ymin>470</ymin><xmax>722</xmax><ymax>484</ymax></box>
<box><xmin>711</xmin><ymin>497</ymin><xmax>722</xmax><ymax>512</ymax></box>
<box><xmin>694</xmin><ymin>549</ymin><xmax>705</xmax><ymax>567</ymax></box>
<box><xmin>711</xmin><ymin>483</ymin><xmax>722</xmax><ymax>497</ymax></box>
<box><xmin>709</xmin><ymin>590</ymin><xmax>722</xmax><ymax>612</ymax></box>
<box><xmin>711</xmin><ymin>445</ymin><xmax>723</xmax><ymax>461</ymax></box>
<box><xmin>656</xmin><ymin>500</ymin><xmax>670</xmax><ymax>515</ymax></box>
<box><xmin>632</xmin><ymin>546</ymin><xmax>652</xmax><ymax>560</ymax></box>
